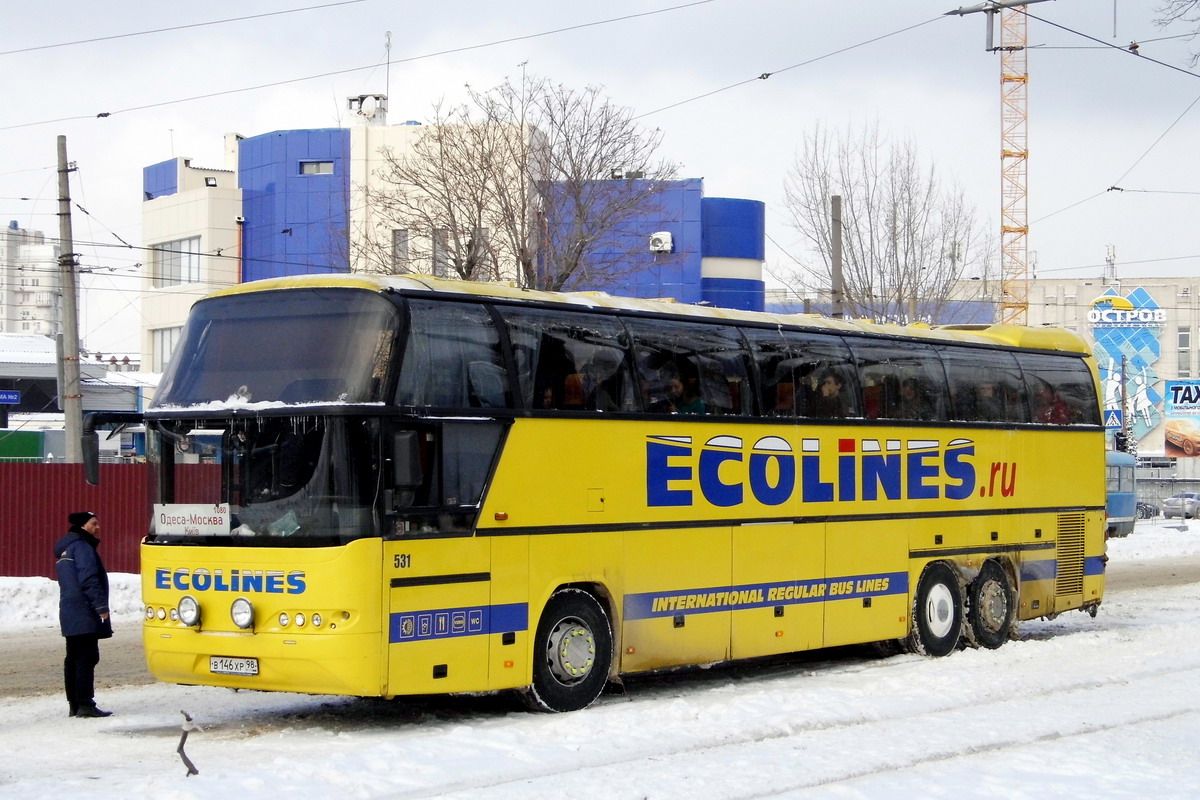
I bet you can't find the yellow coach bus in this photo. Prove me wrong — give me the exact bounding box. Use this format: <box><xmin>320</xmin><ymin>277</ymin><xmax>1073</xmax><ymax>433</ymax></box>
<box><xmin>127</xmin><ymin>274</ymin><xmax>1105</xmax><ymax>712</ymax></box>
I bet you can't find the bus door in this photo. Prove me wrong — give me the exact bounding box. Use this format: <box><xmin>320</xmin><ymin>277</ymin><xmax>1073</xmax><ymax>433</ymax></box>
<box><xmin>731</xmin><ymin>521</ymin><xmax>825</xmax><ymax>659</ymax></box>
<box><xmin>384</xmin><ymin>421</ymin><xmax>503</xmax><ymax>695</ymax></box>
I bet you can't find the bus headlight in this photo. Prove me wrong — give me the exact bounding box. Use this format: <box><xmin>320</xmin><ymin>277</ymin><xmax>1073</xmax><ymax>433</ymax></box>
<box><xmin>178</xmin><ymin>595</ymin><xmax>200</xmax><ymax>626</ymax></box>
<box><xmin>278</xmin><ymin>612</ymin><xmax>290</xmax><ymax>627</ymax></box>
<box><xmin>230</xmin><ymin>597</ymin><xmax>254</xmax><ymax>629</ymax></box>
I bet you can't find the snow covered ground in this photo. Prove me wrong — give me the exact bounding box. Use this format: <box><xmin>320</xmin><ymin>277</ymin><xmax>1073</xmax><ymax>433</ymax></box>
<box><xmin>2</xmin><ymin>521</ymin><xmax>1199</xmax><ymax>799</ymax></box>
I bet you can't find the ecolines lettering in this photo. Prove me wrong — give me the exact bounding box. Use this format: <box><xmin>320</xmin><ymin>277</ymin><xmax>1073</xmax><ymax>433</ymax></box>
<box><xmin>647</xmin><ymin>435</ymin><xmax>976</xmax><ymax>508</ymax></box>
<box><xmin>154</xmin><ymin>568</ymin><xmax>307</xmax><ymax>594</ymax></box>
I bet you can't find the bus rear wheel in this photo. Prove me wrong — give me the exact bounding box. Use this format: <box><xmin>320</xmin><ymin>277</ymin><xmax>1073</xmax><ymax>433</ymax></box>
<box><xmin>965</xmin><ymin>560</ymin><xmax>1015</xmax><ymax>649</ymax></box>
<box><xmin>905</xmin><ymin>562</ymin><xmax>962</xmax><ymax>657</ymax></box>
<box><xmin>520</xmin><ymin>588</ymin><xmax>613</xmax><ymax>713</ymax></box>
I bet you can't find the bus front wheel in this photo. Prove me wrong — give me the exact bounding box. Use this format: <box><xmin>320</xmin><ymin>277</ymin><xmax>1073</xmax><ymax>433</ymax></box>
<box><xmin>965</xmin><ymin>560</ymin><xmax>1015</xmax><ymax>650</ymax></box>
<box><xmin>905</xmin><ymin>562</ymin><xmax>963</xmax><ymax>657</ymax></box>
<box><xmin>520</xmin><ymin>588</ymin><xmax>613</xmax><ymax>713</ymax></box>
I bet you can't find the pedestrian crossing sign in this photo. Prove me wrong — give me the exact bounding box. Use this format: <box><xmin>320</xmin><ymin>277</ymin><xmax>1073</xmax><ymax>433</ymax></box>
<box><xmin>1104</xmin><ymin>410</ymin><xmax>1124</xmax><ymax>430</ymax></box>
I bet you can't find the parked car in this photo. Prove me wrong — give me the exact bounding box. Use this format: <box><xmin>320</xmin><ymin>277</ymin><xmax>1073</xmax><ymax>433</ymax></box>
<box><xmin>1162</xmin><ymin>492</ymin><xmax>1200</xmax><ymax>519</ymax></box>
<box><xmin>1135</xmin><ymin>500</ymin><xmax>1159</xmax><ymax>520</ymax></box>
<box><xmin>1165</xmin><ymin>418</ymin><xmax>1200</xmax><ymax>456</ymax></box>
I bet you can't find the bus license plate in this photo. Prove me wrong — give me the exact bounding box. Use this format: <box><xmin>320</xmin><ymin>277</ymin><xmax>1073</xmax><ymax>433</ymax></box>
<box><xmin>210</xmin><ymin>656</ymin><xmax>258</xmax><ymax>676</ymax></box>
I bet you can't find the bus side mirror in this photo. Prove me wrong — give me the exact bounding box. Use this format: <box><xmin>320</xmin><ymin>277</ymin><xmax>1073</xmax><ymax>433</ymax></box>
<box><xmin>81</xmin><ymin>411</ymin><xmax>143</xmax><ymax>486</ymax></box>
<box><xmin>386</xmin><ymin>431</ymin><xmax>422</xmax><ymax>514</ymax></box>
<box><xmin>392</xmin><ymin>430</ymin><xmax>422</xmax><ymax>489</ymax></box>
<box><xmin>83</xmin><ymin>432</ymin><xmax>100</xmax><ymax>486</ymax></box>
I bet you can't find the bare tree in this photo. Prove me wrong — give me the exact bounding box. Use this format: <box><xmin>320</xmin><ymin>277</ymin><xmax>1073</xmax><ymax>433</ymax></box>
<box><xmin>782</xmin><ymin>121</ymin><xmax>987</xmax><ymax>323</ymax></box>
<box><xmin>353</xmin><ymin>75</ymin><xmax>679</xmax><ymax>290</ymax></box>
<box><xmin>528</xmin><ymin>81</ymin><xmax>679</xmax><ymax>291</ymax></box>
<box><xmin>356</xmin><ymin>103</ymin><xmax>502</xmax><ymax>280</ymax></box>
<box><xmin>1156</xmin><ymin>1</ymin><xmax>1200</xmax><ymax>65</ymax></box>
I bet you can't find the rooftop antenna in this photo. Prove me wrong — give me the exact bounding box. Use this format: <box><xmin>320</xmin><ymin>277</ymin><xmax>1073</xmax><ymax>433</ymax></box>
<box><xmin>1105</xmin><ymin>244</ymin><xmax>1118</xmax><ymax>285</ymax></box>
<box><xmin>386</xmin><ymin>31</ymin><xmax>391</xmax><ymax>103</ymax></box>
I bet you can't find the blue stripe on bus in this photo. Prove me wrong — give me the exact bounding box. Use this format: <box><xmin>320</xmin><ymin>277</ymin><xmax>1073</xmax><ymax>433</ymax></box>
<box><xmin>623</xmin><ymin>572</ymin><xmax>909</xmax><ymax>621</ymax></box>
<box><xmin>389</xmin><ymin>602</ymin><xmax>528</xmax><ymax>644</ymax></box>
<box><xmin>1020</xmin><ymin>556</ymin><xmax>1107</xmax><ymax>583</ymax></box>
<box><xmin>1020</xmin><ymin>559</ymin><xmax>1056</xmax><ymax>582</ymax></box>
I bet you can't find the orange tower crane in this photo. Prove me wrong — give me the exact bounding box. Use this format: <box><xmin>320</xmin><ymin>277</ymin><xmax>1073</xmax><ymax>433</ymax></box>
<box><xmin>947</xmin><ymin>0</ymin><xmax>1050</xmax><ymax>324</ymax></box>
<box><xmin>998</xmin><ymin>7</ymin><xmax>1029</xmax><ymax>324</ymax></box>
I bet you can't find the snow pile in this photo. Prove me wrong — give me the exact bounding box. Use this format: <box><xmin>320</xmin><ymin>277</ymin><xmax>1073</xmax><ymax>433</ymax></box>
<box><xmin>0</xmin><ymin>573</ymin><xmax>142</xmax><ymax>631</ymax></box>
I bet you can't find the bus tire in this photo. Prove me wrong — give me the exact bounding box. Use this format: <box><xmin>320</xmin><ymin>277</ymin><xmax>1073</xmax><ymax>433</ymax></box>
<box><xmin>905</xmin><ymin>562</ymin><xmax>962</xmax><ymax>657</ymax></box>
<box><xmin>965</xmin><ymin>560</ymin><xmax>1015</xmax><ymax>650</ymax></box>
<box><xmin>520</xmin><ymin>588</ymin><xmax>613</xmax><ymax>713</ymax></box>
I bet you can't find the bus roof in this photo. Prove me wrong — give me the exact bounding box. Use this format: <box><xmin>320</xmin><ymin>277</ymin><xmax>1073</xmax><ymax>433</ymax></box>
<box><xmin>207</xmin><ymin>274</ymin><xmax>1093</xmax><ymax>356</ymax></box>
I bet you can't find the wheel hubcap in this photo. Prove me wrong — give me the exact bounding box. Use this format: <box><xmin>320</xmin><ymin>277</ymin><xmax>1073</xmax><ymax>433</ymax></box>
<box><xmin>976</xmin><ymin>580</ymin><xmax>1008</xmax><ymax>633</ymax></box>
<box><xmin>925</xmin><ymin>583</ymin><xmax>956</xmax><ymax>639</ymax></box>
<box><xmin>546</xmin><ymin>616</ymin><xmax>596</xmax><ymax>685</ymax></box>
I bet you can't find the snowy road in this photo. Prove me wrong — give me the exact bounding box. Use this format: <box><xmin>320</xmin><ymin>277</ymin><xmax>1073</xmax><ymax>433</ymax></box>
<box><xmin>1</xmin><ymin>524</ymin><xmax>1199</xmax><ymax>798</ymax></box>
<box><xmin>5</xmin><ymin>551</ymin><xmax>1199</xmax><ymax>700</ymax></box>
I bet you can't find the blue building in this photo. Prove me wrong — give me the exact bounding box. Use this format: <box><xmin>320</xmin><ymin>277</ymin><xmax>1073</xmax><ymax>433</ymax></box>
<box><xmin>140</xmin><ymin>115</ymin><xmax>766</xmax><ymax>370</ymax></box>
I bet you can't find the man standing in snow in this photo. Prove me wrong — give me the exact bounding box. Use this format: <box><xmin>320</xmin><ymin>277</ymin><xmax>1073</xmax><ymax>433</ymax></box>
<box><xmin>55</xmin><ymin>511</ymin><xmax>113</xmax><ymax>718</ymax></box>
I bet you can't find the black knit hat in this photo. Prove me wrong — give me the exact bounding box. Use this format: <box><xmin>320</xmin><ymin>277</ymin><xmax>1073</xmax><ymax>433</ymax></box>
<box><xmin>68</xmin><ymin>511</ymin><xmax>97</xmax><ymax>528</ymax></box>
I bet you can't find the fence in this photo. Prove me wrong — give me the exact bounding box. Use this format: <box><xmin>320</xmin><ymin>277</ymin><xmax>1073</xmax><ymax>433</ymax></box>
<box><xmin>0</xmin><ymin>463</ymin><xmax>150</xmax><ymax>578</ymax></box>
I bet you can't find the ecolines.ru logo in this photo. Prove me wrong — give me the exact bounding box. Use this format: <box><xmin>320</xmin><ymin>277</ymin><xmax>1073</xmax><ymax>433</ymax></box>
<box><xmin>646</xmin><ymin>435</ymin><xmax>979</xmax><ymax>508</ymax></box>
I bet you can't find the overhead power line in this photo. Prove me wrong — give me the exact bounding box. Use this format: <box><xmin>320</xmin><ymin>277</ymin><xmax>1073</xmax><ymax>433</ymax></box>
<box><xmin>635</xmin><ymin>16</ymin><xmax>944</xmax><ymax>119</ymax></box>
<box><xmin>0</xmin><ymin>0</ymin><xmax>723</xmax><ymax>132</ymax></box>
<box><xmin>1018</xmin><ymin>7</ymin><xmax>1200</xmax><ymax>227</ymax></box>
<box><xmin>0</xmin><ymin>0</ymin><xmax>372</xmax><ymax>57</ymax></box>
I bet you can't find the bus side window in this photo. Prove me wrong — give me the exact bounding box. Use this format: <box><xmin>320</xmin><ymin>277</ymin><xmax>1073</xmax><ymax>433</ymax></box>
<box><xmin>744</xmin><ymin>329</ymin><xmax>793</xmax><ymax>416</ymax></box>
<box><xmin>941</xmin><ymin>347</ymin><xmax>1026</xmax><ymax>423</ymax></box>
<box><xmin>627</xmin><ymin>319</ymin><xmax>751</xmax><ymax>415</ymax></box>
<box><xmin>1019</xmin><ymin>353</ymin><xmax>1100</xmax><ymax>426</ymax></box>
<box><xmin>497</xmin><ymin>306</ymin><xmax>636</xmax><ymax>413</ymax></box>
<box><xmin>389</xmin><ymin>421</ymin><xmax>505</xmax><ymax>536</ymax></box>
<box><xmin>774</xmin><ymin>330</ymin><xmax>858</xmax><ymax>420</ymax></box>
<box><xmin>396</xmin><ymin>300</ymin><xmax>509</xmax><ymax>409</ymax></box>
<box><xmin>850</xmin><ymin>341</ymin><xmax>947</xmax><ymax>422</ymax></box>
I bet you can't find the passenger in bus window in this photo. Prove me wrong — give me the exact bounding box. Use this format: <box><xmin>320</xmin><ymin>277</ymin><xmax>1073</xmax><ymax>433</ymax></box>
<box><xmin>581</xmin><ymin>350</ymin><xmax>623</xmax><ymax>412</ymax></box>
<box><xmin>1033</xmin><ymin>382</ymin><xmax>1071</xmax><ymax>424</ymax></box>
<box><xmin>898</xmin><ymin>378</ymin><xmax>934</xmax><ymax>420</ymax></box>
<box><xmin>811</xmin><ymin>369</ymin><xmax>846</xmax><ymax>418</ymax></box>
<box><xmin>771</xmin><ymin>380</ymin><xmax>797</xmax><ymax>416</ymax></box>
<box><xmin>668</xmin><ymin>377</ymin><xmax>706</xmax><ymax>414</ymax></box>
<box><xmin>975</xmin><ymin>380</ymin><xmax>1004</xmax><ymax>421</ymax></box>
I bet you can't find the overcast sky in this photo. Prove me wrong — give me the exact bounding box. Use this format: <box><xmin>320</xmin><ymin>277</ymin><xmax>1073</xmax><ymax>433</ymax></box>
<box><xmin>1</xmin><ymin>0</ymin><xmax>1196</xmax><ymax>357</ymax></box>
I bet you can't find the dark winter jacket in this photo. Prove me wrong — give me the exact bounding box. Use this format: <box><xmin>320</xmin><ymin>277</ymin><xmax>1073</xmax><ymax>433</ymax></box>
<box><xmin>54</xmin><ymin>527</ymin><xmax>110</xmax><ymax>637</ymax></box>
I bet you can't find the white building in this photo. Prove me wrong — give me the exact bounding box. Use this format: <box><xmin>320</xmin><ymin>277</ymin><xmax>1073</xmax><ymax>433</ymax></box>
<box><xmin>0</xmin><ymin>221</ymin><xmax>60</xmax><ymax>336</ymax></box>
<box><xmin>140</xmin><ymin>144</ymin><xmax>241</xmax><ymax>373</ymax></box>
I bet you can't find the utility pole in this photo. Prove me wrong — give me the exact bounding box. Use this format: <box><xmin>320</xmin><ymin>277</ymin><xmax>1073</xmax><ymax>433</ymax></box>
<box><xmin>57</xmin><ymin>135</ymin><xmax>83</xmax><ymax>464</ymax></box>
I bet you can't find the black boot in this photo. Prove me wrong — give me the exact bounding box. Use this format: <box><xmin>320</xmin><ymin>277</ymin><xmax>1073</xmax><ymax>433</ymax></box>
<box><xmin>68</xmin><ymin>704</ymin><xmax>78</xmax><ymax>717</ymax></box>
<box><xmin>75</xmin><ymin>705</ymin><xmax>112</xmax><ymax>718</ymax></box>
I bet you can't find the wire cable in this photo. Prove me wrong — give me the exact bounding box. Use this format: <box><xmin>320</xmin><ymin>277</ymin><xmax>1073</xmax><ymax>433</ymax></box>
<box><xmin>635</xmin><ymin>16</ymin><xmax>945</xmax><ymax>119</ymax></box>
<box><xmin>0</xmin><ymin>0</ymin><xmax>372</xmax><ymax>57</ymax></box>
<box><xmin>0</xmin><ymin>0</ymin><xmax>723</xmax><ymax>132</ymax></box>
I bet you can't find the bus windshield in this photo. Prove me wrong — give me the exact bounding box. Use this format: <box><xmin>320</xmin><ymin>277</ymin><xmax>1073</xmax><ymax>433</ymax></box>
<box><xmin>147</xmin><ymin>415</ymin><xmax>382</xmax><ymax>545</ymax></box>
<box><xmin>153</xmin><ymin>288</ymin><xmax>399</xmax><ymax>408</ymax></box>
